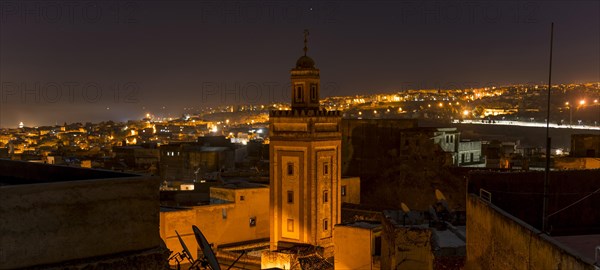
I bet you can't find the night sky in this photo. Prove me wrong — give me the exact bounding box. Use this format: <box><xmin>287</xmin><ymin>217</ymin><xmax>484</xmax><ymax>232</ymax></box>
<box><xmin>0</xmin><ymin>1</ymin><xmax>598</xmax><ymax>127</ymax></box>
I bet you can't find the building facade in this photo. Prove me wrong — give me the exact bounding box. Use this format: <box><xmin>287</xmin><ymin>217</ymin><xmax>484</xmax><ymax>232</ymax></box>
<box><xmin>269</xmin><ymin>33</ymin><xmax>342</xmax><ymax>253</ymax></box>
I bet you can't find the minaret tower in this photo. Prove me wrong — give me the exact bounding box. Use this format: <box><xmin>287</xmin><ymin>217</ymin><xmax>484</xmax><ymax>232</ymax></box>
<box><xmin>269</xmin><ymin>30</ymin><xmax>342</xmax><ymax>254</ymax></box>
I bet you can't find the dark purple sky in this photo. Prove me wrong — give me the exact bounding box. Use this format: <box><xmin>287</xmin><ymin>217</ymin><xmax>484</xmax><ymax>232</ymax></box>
<box><xmin>0</xmin><ymin>1</ymin><xmax>598</xmax><ymax>127</ymax></box>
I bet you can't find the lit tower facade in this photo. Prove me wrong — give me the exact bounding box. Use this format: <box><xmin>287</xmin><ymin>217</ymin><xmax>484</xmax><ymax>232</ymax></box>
<box><xmin>269</xmin><ymin>30</ymin><xmax>342</xmax><ymax>253</ymax></box>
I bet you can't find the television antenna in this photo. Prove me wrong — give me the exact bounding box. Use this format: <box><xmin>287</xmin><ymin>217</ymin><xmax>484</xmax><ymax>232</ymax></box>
<box><xmin>192</xmin><ymin>225</ymin><xmax>247</xmax><ymax>270</ymax></box>
<box><xmin>168</xmin><ymin>230</ymin><xmax>197</xmax><ymax>270</ymax></box>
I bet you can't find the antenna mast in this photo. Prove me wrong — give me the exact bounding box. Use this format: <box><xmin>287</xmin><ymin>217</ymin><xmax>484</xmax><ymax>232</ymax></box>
<box><xmin>542</xmin><ymin>22</ymin><xmax>554</xmax><ymax>234</ymax></box>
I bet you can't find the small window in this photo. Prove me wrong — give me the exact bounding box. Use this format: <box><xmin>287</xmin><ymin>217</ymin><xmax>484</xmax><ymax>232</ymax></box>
<box><xmin>323</xmin><ymin>163</ymin><xmax>329</xmax><ymax>175</ymax></box>
<box><xmin>323</xmin><ymin>219</ymin><xmax>328</xmax><ymax>231</ymax></box>
<box><xmin>470</xmin><ymin>152</ymin><xmax>474</xmax><ymax>162</ymax></box>
<box><xmin>310</xmin><ymin>84</ymin><xmax>317</xmax><ymax>101</ymax></box>
<box><xmin>295</xmin><ymin>86</ymin><xmax>303</xmax><ymax>102</ymax></box>
<box><xmin>287</xmin><ymin>162</ymin><xmax>294</xmax><ymax>176</ymax></box>
<box><xmin>341</xmin><ymin>185</ymin><xmax>346</xmax><ymax>196</ymax></box>
<box><xmin>374</xmin><ymin>236</ymin><xmax>382</xmax><ymax>256</ymax></box>
<box><xmin>446</xmin><ymin>136</ymin><xmax>449</xmax><ymax>143</ymax></box>
<box><xmin>287</xmin><ymin>219</ymin><xmax>294</xmax><ymax>232</ymax></box>
<box><xmin>222</xmin><ymin>209</ymin><xmax>227</xmax><ymax>219</ymax></box>
<box><xmin>249</xmin><ymin>217</ymin><xmax>256</xmax><ymax>227</ymax></box>
<box><xmin>450</xmin><ymin>136</ymin><xmax>454</xmax><ymax>143</ymax></box>
<box><xmin>287</xmin><ymin>191</ymin><xmax>294</xmax><ymax>203</ymax></box>
<box><xmin>323</xmin><ymin>190</ymin><xmax>329</xmax><ymax>203</ymax></box>
<box><xmin>240</xmin><ymin>195</ymin><xmax>245</xmax><ymax>201</ymax></box>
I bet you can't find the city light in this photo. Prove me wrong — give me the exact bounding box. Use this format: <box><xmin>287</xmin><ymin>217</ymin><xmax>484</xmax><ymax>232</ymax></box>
<box><xmin>463</xmin><ymin>110</ymin><xmax>470</xmax><ymax>116</ymax></box>
<box><xmin>579</xmin><ymin>99</ymin><xmax>585</xmax><ymax>105</ymax></box>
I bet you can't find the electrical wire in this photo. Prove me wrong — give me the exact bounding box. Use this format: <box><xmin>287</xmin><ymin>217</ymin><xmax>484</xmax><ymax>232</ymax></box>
<box><xmin>546</xmin><ymin>186</ymin><xmax>600</xmax><ymax>218</ymax></box>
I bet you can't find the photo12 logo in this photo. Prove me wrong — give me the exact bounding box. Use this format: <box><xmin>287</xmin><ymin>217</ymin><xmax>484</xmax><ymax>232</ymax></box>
<box><xmin>199</xmin><ymin>81</ymin><xmax>340</xmax><ymax>105</ymax></box>
<box><xmin>0</xmin><ymin>1</ymin><xmax>139</xmax><ymax>24</ymax></box>
<box><xmin>1</xmin><ymin>81</ymin><xmax>140</xmax><ymax>104</ymax></box>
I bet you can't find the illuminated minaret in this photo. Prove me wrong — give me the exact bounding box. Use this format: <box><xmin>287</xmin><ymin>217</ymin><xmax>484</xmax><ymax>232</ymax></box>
<box><xmin>290</xmin><ymin>30</ymin><xmax>320</xmax><ymax>110</ymax></box>
<box><xmin>269</xmin><ymin>30</ymin><xmax>341</xmax><ymax>253</ymax></box>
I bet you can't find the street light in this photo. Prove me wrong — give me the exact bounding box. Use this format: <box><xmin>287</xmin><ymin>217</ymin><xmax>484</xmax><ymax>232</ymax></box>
<box><xmin>565</xmin><ymin>102</ymin><xmax>572</xmax><ymax>127</ymax></box>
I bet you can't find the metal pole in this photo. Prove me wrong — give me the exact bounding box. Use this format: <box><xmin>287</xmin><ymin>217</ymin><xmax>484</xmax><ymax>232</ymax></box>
<box><xmin>542</xmin><ymin>22</ymin><xmax>554</xmax><ymax>234</ymax></box>
<box><xmin>569</xmin><ymin>105</ymin><xmax>572</xmax><ymax>127</ymax></box>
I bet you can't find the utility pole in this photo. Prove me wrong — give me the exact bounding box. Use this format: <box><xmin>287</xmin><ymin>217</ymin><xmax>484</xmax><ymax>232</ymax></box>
<box><xmin>542</xmin><ymin>22</ymin><xmax>554</xmax><ymax>234</ymax></box>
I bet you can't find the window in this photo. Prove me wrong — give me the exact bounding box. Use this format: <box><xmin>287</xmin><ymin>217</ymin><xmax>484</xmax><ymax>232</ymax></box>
<box><xmin>323</xmin><ymin>219</ymin><xmax>329</xmax><ymax>231</ymax></box>
<box><xmin>470</xmin><ymin>152</ymin><xmax>474</xmax><ymax>162</ymax></box>
<box><xmin>222</xmin><ymin>209</ymin><xmax>227</xmax><ymax>219</ymax></box>
<box><xmin>287</xmin><ymin>191</ymin><xmax>294</xmax><ymax>203</ymax></box>
<box><xmin>323</xmin><ymin>163</ymin><xmax>329</xmax><ymax>175</ymax></box>
<box><xmin>287</xmin><ymin>162</ymin><xmax>294</xmax><ymax>176</ymax></box>
<box><xmin>287</xmin><ymin>219</ymin><xmax>294</xmax><ymax>232</ymax></box>
<box><xmin>446</xmin><ymin>136</ymin><xmax>449</xmax><ymax>143</ymax></box>
<box><xmin>295</xmin><ymin>85</ymin><xmax>303</xmax><ymax>102</ymax></box>
<box><xmin>249</xmin><ymin>217</ymin><xmax>256</xmax><ymax>227</ymax></box>
<box><xmin>341</xmin><ymin>185</ymin><xmax>346</xmax><ymax>196</ymax></box>
<box><xmin>310</xmin><ymin>84</ymin><xmax>317</xmax><ymax>101</ymax></box>
<box><xmin>323</xmin><ymin>190</ymin><xmax>329</xmax><ymax>203</ymax></box>
<box><xmin>450</xmin><ymin>136</ymin><xmax>454</xmax><ymax>143</ymax></box>
<box><xmin>240</xmin><ymin>195</ymin><xmax>245</xmax><ymax>201</ymax></box>
<box><xmin>461</xmin><ymin>153</ymin><xmax>465</xmax><ymax>163</ymax></box>
<box><xmin>374</xmin><ymin>236</ymin><xmax>382</xmax><ymax>256</ymax></box>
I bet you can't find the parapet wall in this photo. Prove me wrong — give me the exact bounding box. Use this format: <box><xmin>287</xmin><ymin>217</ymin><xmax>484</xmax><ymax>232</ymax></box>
<box><xmin>0</xmin><ymin>174</ymin><xmax>161</xmax><ymax>269</ymax></box>
<box><xmin>466</xmin><ymin>194</ymin><xmax>595</xmax><ymax>270</ymax></box>
<box><xmin>269</xmin><ymin>109</ymin><xmax>342</xmax><ymax>141</ymax></box>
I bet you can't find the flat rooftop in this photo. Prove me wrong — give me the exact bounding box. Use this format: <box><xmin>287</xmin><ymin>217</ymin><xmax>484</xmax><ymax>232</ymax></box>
<box><xmin>337</xmin><ymin>221</ymin><xmax>381</xmax><ymax>230</ymax></box>
<box><xmin>217</xmin><ymin>180</ymin><xmax>268</xmax><ymax>189</ymax></box>
<box><xmin>0</xmin><ymin>159</ymin><xmax>137</xmax><ymax>186</ymax></box>
<box><xmin>434</xmin><ymin>226</ymin><xmax>466</xmax><ymax>248</ymax></box>
<box><xmin>553</xmin><ymin>234</ymin><xmax>600</xmax><ymax>263</ymax></box>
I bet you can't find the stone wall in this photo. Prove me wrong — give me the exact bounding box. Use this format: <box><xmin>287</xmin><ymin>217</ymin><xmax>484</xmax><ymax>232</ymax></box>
<box><xmin>466</xmin><ymin>195</ymin><xmax>595</xmax><ymax>270</ymax></box>
<box><xmin>0</xmin><ymin>172</ymin><xmax>162</xmax><ymax>269</ymax></box>
<box><xmin>467</xmin><ymin>170</ymin><xmax>600</xmax><ymax>234</ymax></box>
<box><xmin>381</xmin><ymin>220</ymin><xmax>433</xmax><ymax>270</ymax></box>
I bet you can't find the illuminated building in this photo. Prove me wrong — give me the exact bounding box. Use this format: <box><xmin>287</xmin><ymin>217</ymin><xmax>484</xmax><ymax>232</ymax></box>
<box><xmin>269</xmin><ymin>31</ymin><xmax>342</xmax><ymax>254</ymax></box>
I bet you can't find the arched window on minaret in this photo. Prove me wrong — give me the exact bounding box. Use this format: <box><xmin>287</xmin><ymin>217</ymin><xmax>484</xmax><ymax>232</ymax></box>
<box><xmin>295</xmin><ymin>84</ymin><xmax>304</xmax><ymax>103</ymax></box>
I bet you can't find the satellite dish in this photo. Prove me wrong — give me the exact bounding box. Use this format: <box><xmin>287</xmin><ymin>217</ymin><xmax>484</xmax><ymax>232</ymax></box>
<box><xmin>175</xmin><ymin>230</ymin><xmax>193</xmax><ymax>262</ymax></box>
<box><xmin>435</xmin><ymin>189</ymin><xmax>447</xmax><ymax>201</ymax></box>
<box><xmin>193</xmin><ymin>225</ymin><xmax>221</xmax><ymax>270</ymax></box>
<box><xmin>400</xmin><ymin>202</ymin><xmax>410</xmax><ymax>214</ymax></box>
